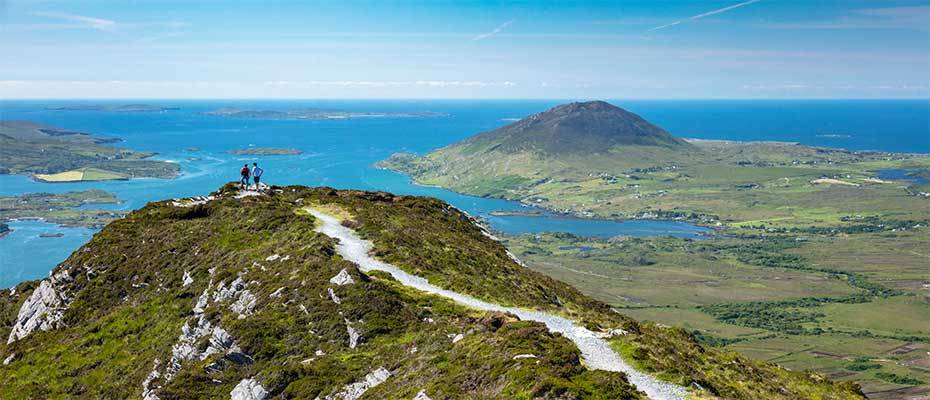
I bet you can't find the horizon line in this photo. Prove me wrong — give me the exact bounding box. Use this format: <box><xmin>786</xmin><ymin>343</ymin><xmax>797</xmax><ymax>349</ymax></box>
<box><xmin>2</xmin><ymin>97</ymin><xmax>928</xmax><ymax>101</ymax></box>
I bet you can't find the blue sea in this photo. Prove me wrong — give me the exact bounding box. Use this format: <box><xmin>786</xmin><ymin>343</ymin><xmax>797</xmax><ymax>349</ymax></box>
<box><xmin>0</xmin><ymin>99</ymin><xmax>928</xmax><ymax>288</ymax></box>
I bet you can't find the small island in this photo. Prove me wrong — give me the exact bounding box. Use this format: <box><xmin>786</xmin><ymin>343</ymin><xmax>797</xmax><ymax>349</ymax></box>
<box><xmin>203</xmin><ymin>107</ymin><xmax>448</xmax><ymax>120</ymax></box>
<box><xmin>0</xmin><ymin>190</ymin><xmax>124</xmax><ymax>228</ymax></box>
<box><xmin>489</xmin><ymin>210</ymin><xmax>544</xmax><ymax>217</ymax></box>
<box><xmin>46</xmin><ymin>104</ymin><xmax>179</xmax><ymax>113</ymax></box>
<box><xmin>0</xmin><ymin>120</ymin><xmax>180</xmax><ymax>182</ymax></box>
<box><xmin>229</xmin><ymin>147</ymin><xmax>303</xmax><ymax>156</ymax></box>
<box><xmin>0</xmin><ymin>222</ymin><xmax>9</xmax><ymax>239</ymax></box>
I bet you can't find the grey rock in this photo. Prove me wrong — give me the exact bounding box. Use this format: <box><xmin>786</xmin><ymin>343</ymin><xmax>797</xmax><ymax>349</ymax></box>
<box><xmin>230</xmin><ymin>378</ymin><xmax>268</xmax><ymax>400</ymax></box>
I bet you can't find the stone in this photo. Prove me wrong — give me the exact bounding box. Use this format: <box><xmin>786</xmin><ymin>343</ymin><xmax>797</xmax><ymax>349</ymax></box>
<box><xmin>230</xmin><ymin>378</ymin><xmax>268</xmax><ymax>400</ymax></box>
<box><xmin>329</xmin><ymin>269</ymin><xmax>355</xmax><ymax>286</ymax></box>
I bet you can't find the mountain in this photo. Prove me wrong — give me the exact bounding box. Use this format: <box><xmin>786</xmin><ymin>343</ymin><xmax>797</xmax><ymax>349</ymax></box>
<box><xmin>0</xmin><ymin>184</ymin><xmax>861</xmax><ymax>399</ymax></box>
<box><xmin>463</xmin><ymin>101</ymin><xmax>689</xmax><ymax>154</ymax></box>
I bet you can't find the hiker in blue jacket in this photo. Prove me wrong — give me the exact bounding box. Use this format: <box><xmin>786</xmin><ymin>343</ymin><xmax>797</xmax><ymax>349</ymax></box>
<box><xmin>251</xmin><ymin>162</ymin><xmax>264</xmax><ymax>190</ymax></box>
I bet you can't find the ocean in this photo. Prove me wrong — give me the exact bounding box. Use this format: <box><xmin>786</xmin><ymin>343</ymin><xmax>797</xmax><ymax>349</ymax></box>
<box><xmin>0</xmin><ymin>99</ymin><xmax>927</xmax><ymax>287</ymax></box>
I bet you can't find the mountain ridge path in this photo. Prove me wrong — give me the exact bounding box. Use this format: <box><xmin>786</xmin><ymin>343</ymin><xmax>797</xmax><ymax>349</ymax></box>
<box><xmin>306</xmin><ymin>208</ymin><xmax>689</xmax><ymax>400</ymax></box>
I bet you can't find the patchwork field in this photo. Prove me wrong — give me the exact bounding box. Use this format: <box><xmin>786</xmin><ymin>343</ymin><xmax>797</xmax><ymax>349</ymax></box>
<box><xmin>35</xmin><ymin>167</ymin><xmax>129</xmax><ymax>182</ymax></box>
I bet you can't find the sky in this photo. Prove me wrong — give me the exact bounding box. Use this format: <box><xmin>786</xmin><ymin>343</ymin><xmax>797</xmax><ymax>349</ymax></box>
<box><xmin>1</xmin><ymin>0</ymin><xmax>928</xmax><ymax>99</ymax></box>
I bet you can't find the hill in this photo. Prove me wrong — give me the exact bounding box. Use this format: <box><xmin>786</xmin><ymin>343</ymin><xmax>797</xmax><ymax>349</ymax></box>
<box><xmin>0</xmin><ymin>184</ymin><xmax>862</xmax><ymax>399</ymax></box>
<box><xmin>461</xmin><ymin>101</ymin><xmax>689</xmax><ymax>154</ymax></box>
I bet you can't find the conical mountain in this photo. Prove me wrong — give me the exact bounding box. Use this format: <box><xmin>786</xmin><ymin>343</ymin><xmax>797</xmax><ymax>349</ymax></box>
<box><xmin>466</xmin><ymin>100</ymin><xmax>689</xmax><ymax>154</ymax></box>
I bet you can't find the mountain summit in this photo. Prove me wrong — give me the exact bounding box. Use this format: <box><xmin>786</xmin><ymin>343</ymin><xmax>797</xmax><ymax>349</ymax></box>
<box><xmin>468</xmin><ymin>100</ymin><xmax>688</xmax><ymax>154</ymax></box>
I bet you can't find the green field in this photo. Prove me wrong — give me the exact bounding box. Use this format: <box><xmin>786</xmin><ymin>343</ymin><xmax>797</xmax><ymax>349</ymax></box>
<box><xmin>504</xmin><ymin>231</ymin><xmax>930</xmax><ymax>398</ymax></box>
<box><xmin>34</xmin><ymin>167</ymin><xmax>129</xmax><ymax>182</ymax></box>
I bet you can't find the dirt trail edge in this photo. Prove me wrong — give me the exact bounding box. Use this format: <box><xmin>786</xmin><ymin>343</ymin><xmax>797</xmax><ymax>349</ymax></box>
<box><xmin>307</xmin><ymin>208</ymin><xmax>689</xmax><ymax>400</ymax></box>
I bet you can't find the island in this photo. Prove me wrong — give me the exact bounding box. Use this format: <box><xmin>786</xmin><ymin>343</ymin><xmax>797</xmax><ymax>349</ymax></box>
<box><xmin>202</xmin><ymin>107</ymin><xmax>448</xmax><ymax>120</ymax></box>
<box><xmin>0</xmin><ymin>190</ymin><xmax>124</xmax><ymax>228</ymax></box>
<box><xmin>45</xmin><ymin>104</ymin><xmax>179</xmax><ymax>112</ymax></box>
<box><xmin>0</xmin><ymin>223</ymin><xmax>9</xmax><ymax>239</ymax></box>
<box><xmin>380</xmin><ymin>100</ymin><xmax>930</xmax><ymax>393</ymax></box>
<box><xmin>0</xmin><ymin>120</ymin><xmax>180</xmax><ymax>182</ymax></box>
<box><xmin>229</xmin><ymin>147</ymin><xmax>303</xmax><ymax>156</ymax></box>
<box><xmin>488</xmin><ymin>210</ymin><xmax>544</xmax><ymax>217</ymax></box>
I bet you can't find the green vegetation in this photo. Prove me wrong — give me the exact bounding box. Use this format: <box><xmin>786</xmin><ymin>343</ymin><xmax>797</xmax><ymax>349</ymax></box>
<box><xmin>230</xmin><ymin>147</ymin><xmax>303</xmax><ymax>156</ymax></box>
<box><xmin>0</xmin><ymin>120</ymin><xmax>179</xmax><ymax>181</ymax></box>
<box><xmin>876</xmin><ymin>372</ymin><xmax>924</xmax><ymax>386</ymax></box>
<box><xmin>504</xmin><ymin>231</ymin><xmax>930</xmax><ymax>396</ymax></box>
<box><xmin>0</xmin><ymin>184</ymin><xmax>863</xmax><ymax>399</ymax></box>
<box><xmin>0</xmin><ymin>190</ymin><xmax>122</xmax><ymax>228</ymax></box>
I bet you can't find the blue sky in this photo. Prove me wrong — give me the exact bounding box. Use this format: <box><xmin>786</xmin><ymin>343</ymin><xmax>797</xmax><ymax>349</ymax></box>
<box><xmin>1</xmin><ymin>0</ymin><xmax>928</xmax><ymax>99</ymax></box>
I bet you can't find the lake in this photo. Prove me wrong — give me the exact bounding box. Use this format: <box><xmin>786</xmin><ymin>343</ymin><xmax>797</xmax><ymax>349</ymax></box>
<box><xmin>1</xmin><ymin>99</ymin><xmax>928</xmax><ymax>288</ymax></box>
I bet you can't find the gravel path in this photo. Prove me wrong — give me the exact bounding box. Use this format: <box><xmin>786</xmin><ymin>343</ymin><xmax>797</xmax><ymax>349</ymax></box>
<box><xmin>308</xmin><ymin>209</ymin><xmax>688</xmax><ymax>400</ymax></box>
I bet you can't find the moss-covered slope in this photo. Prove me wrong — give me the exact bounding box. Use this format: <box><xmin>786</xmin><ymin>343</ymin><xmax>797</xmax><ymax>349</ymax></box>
<box><xmin>0</xmin><ymin>184</ymin><xmax>863</xmax><ymax>399</ymax></box>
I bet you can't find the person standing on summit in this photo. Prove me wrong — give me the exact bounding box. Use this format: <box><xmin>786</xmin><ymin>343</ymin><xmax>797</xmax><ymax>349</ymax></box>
<box><xmin>239</xmin><ymin>163</ymin><xmax>251</xmax><ymax>189</ymax></box>
<box><xmin>251</xmin><ymin>162</ymin><xmax>264</xmax><ymax>190</ymax></box>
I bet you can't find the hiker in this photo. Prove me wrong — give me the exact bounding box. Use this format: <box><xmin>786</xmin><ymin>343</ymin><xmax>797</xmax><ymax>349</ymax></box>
<box><xmin>239</xmin><ymin>163</ymin><xmax>250</xmax><ymax>189</ymax></box>
<box><xmin>251</xmin><ymin>162</ymin><xmax>264</xmax><ymax>190</ymax></box>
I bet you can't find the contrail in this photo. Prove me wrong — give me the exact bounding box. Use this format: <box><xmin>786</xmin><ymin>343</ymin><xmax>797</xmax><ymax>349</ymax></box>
<box><xmin>473</xmin><ymin>20</ymin><xmax>514</xmax><ymax>41</ymax></box>
<box><xmin>648</xmin><ymin>0</ymin><xmax>762</xmax><ymax>32</ymax></box>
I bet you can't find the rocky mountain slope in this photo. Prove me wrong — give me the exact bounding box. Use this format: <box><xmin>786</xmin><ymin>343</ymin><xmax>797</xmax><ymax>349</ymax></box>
<box><xmin>0</xmin><ymin>184</ymin><xmax>863</xmax><ymax>399</ymax></box>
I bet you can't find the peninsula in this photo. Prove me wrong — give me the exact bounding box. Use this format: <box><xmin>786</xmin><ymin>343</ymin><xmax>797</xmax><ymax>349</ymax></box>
<box><xmin>0</xmin><ymin>120</ymin><xmax>180</xmax><ymax>182</ymax></box>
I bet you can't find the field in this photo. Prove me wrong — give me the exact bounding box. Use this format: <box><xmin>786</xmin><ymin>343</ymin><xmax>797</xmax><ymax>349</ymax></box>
<box><xmin>34</xmin><ymin>167</ymin><xmax>129</xmax><ymax>182</ymax></box>
<box><xmin>503</xmin><ymin>231</ymin><xmax>930</xmax><ymax>397</ymax></box>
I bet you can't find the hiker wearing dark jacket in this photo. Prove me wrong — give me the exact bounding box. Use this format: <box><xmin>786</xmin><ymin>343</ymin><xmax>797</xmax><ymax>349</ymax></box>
<box><xmin>240</xmin><ymin>164</ymin><xmax>250</xmax><ymax>189</ymax></box>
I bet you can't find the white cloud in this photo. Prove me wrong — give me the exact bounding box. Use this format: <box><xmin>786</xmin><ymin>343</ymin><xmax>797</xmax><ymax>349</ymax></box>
<box><xmin>31</xmin><ymin>11</ymin><xmax>117</xmax><ymax>31</ymax></box>
<box><xmin>762</xmin><ymin>6</ymin><xmax>930</xmax><ymax>30</ymax></box>
<box><xmin>473</xmin><ymin>20</ymin><xmax>514</xmax><ymax>41</ymax></box>
<box><xmin>648</xmin><ymin>0</ymin><xmax>762</xmax><ymax>32</ymax></box>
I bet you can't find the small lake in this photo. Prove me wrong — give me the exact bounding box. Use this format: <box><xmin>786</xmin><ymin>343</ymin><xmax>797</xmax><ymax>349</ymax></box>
<box><xmin>878</xmin><ymin>169</ymin><xmax>930</xmax><ymax>185</ymax></box>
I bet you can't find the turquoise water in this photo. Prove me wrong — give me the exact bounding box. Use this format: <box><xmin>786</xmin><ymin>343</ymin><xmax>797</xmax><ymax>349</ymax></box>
<box><xmin>1</xmin><ymin>100</ymin><xmax>927</xmax><ymax>288</ymax></box>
